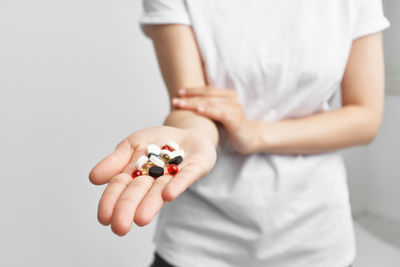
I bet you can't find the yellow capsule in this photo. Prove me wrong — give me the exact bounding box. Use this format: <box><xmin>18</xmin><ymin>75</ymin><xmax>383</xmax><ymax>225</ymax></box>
<box><xmin>140</xmin><ymin>167</ymin><xmax>149</xmax><ymax>175</ymax></box>
<box><xmin>141</xmin><ymin>161</ymin><xmax>155</xmax><ymax>173</ymax></box>
<box><xmin>161</xmin><ymin>154</ymin><xmax>170</xmax><ymax>163</ymax></box>
<box><xmin>148</xmin><ymin>161</ymin><xmax>156</xmax><ymax>168</ymax></box>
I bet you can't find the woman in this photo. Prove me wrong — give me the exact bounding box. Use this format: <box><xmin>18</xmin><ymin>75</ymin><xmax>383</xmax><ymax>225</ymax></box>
<box><xmin>89</xmin><ymin>0</ymin><xmax>390</xmax><ymax>266</ymax></box>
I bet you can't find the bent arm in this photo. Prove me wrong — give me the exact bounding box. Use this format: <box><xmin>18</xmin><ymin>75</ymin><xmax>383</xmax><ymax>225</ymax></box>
<box><xmin>145</xmin><ymin>24</ymin><xmax>219</xmax><ymax>147</ymax></box>
<box><xmin>254</xmin><ymin>33</ymin><xmax>385</xmax><ymax>154</ymax></box>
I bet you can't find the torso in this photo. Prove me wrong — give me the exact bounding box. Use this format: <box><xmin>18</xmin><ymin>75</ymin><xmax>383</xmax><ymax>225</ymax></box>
<box><xmin>155</xmin><ymin>1</ymin><xmax>357</xmax><ymax>266</ymax></box>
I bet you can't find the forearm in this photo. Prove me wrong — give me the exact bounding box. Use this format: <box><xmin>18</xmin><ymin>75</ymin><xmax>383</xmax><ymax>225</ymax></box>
<box><xmin>164</xmin><ymin>109</ymin><xmax>219</xmax><ymax>147</ymax></box>
<box><xmin>254</xmin><ymin>34</ymin><xmax>385</xmax><ymax>155</ymax></box>
<box><xmin>254</xmin><ymin>105</ymin><xmax>381</xmax><ymax>154</ymax></box>
<box><xmin>144</xmin><ymin>24</ymin><xmax>219</xmax><ymax>146</ymax></box>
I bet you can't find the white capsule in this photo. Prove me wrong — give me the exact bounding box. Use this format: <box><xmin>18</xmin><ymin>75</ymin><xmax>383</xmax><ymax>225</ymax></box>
<box><xmin>166</xmin><ymin>141</ymin><xmax>180</xmax><ymax>150</ymax></box>
<box><xmin>147</xmin><ymin>144</ymin><xmax>161</xmax><ymax>155</ymax></box>
<box><xmin>149</xmin><ymin>155</ymin><xmax>165</xmax><ymax>167</ymax></box>
<box><xmin>136</xmin><ymin>155</ymin><xmax>149</xmax><ymax>169</ymax></box>
<box><xmin>160</xmin><ymin>149</ymin><xmax>173</xmax><ymax>157</ymax></box>
<box><xmin>170</xmin><ymin>149</ymin><xmax>185</xmax><ymax>159</ymax></box>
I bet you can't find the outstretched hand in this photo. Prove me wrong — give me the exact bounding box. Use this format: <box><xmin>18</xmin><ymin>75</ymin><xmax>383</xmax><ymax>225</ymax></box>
<box><xmin>89</xmin><ymin>126</ymin><xmax>216</xmax><ymax>236</ymax></box>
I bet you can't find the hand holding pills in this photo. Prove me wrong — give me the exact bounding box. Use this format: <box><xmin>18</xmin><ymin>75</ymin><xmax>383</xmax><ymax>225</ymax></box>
<box><xmin>89</xmin><ymin>126</ymin><xmax>216</xmax><ymax>236</ymax></box>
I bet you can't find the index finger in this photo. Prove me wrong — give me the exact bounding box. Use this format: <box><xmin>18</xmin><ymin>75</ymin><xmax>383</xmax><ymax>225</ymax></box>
<box><xmin>89</xmin><ymin>139</ymin><xmax>134</xmax><ymax>185</ymax></box>
<box><xmin>178</xmin><ymin>86</ymin><xmax>229</xmax><ymax>97</ymax></box>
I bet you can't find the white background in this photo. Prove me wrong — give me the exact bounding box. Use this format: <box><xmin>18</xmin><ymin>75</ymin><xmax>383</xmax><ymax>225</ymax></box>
<box><xmin>0</xmin><ymin>0</ymin><xmax>398</xmax><ymax>266</ymax></box>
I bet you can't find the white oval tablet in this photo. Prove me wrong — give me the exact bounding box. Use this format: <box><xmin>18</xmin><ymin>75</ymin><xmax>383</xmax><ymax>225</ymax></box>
<box><xmin>147</xmin><ymin>144</ymin><xmax>161</xmax><ymax>155</ymax></box>
<box><xmin>136</xmin><ymin>155</ymin><xmax>149</xmax><ymax>169</ymax></box>
<box><xmin>166</xmin><ymin>141</ymin><xmax>180</xmax><ymax>150</ymax></box>
<box><xmin>170</xmin><ymin>149</ymin><xmax>185</xmax><ymax>159</ymax></box>
<box><xmin>149</xmin><ymin>155</ymin><xmax>165</xmax><ymax>167</ymax></box>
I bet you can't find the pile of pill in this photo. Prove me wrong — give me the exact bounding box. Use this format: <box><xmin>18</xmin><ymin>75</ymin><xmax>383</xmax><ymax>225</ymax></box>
<box><xmin>132</xmin><ymin>141</ymin><xmax>185</xmax><ymax>179</ymax></box>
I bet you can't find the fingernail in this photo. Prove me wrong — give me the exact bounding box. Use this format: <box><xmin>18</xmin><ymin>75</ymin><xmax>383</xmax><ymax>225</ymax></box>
<box><xmin>197</xmin><ymin>106</ymin><xmax>205</xmax><ymax>112</ymax></box>
<box><xmin>179</xmin><ymin>99</ymin><xmax>186</xmax><ymax>106</ymax></box>
<box><xmin>178</xmin><ymin>88</ymin><xmax>186</xmax><ymax>95</ymax></box>
<box><xmin>172</xmin><ymin>98</ymin><xmax>179</xmax><ymax>105</ymax></box>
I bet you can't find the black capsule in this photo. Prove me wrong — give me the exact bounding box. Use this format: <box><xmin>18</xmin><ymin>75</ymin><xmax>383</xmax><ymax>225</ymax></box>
<box><xmin>169</xmin><ymin>156</ymin><xmax>183</xmax><ymax>165</ymax></box>
<box><xmin>149</xmin><ymin>166</ymin><xmax>164</xmax><ymax>178</ymax></box>
<box><xmin>147</xmin><ymin>153</ymin><xmax>159</xmax><ymax>159</ymax></box>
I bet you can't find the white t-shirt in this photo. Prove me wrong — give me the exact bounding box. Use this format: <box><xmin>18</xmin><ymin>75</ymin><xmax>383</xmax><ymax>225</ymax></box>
<box><xmin>139</xmin><ymin>1</ymin><xmax>390</xmax><ymax>266</ymax></box>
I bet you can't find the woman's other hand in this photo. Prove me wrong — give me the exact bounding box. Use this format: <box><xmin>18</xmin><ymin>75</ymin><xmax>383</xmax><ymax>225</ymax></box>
<box><xmin>173</xmin><ymin>86</ymin><xmax>260</xmax><ymax>154</ymax></box>
<box><xmin>89</xmin><ymin>126</ymin><xmax>216</xmax><ymax>236</ymax></box>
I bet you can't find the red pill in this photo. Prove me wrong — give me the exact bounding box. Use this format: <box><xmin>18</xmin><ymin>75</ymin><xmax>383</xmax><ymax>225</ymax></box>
<box><xmin>132</xmin><ymin>169</ymin><xmax>142</xmax><ymax>178</ymax></box>
<box><xmin>162</xmin><ymin>145</ymin><xmax>174</xmax><ymax>152</ymax></box>
<box><xmin>168</xmin><ymin>164</ymin><xmax>178</xmax><ymax>175</ymax></box>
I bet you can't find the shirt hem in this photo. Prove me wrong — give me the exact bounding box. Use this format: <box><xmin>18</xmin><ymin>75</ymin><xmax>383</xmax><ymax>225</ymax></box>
<box><xmin>154</xmin><ymin>241</ymin><xmax>356</xmax><ymax>267</ymax></box>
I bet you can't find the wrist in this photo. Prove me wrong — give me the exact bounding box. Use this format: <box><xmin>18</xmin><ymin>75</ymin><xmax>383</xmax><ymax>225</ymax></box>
<box><xmin>249</xmin><ymin>120</ymin><xmax>273</xmax><ymax>153</ymax></box>
<box><xmin>165</xmin><ymin>109</ymin><xmax>219</xmax><ymax>147</ymax></box>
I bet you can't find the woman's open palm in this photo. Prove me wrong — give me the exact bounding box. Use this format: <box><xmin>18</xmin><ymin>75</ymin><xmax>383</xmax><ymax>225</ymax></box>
<box><xmin>89</xmin><ymin>126</ymin><xmax>216</xmax><ymax>236</ymax></box>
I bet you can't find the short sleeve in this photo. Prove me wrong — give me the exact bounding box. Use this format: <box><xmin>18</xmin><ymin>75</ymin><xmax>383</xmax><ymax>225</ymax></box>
<box><xmin>352</xmin><ymin>0</ymin><xmax>390</xmax><ymax>40</ymax></box>
<box><xmin>139</xmin><ymin>0</ymin><xmax>192</xmax><ymax>37</ymax></box>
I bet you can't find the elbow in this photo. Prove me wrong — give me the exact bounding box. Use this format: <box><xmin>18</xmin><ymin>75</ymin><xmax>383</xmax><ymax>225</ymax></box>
<box><xmin>363</xmin><ymin>128</ymin><xmax>379</xmax><ymax>144</ymax></box>
<box><xmin>347</xmin><ymin>104</ymin><xmax>383</xmax><ymax>145</ymax></box>
<box><xmin>360</xmin><ymin>114</ymin><xmax>382</xmax><ymax>145</ymax></box>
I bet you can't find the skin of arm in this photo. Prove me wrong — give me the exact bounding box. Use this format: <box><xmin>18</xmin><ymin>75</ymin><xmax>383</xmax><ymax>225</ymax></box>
<box><xmin>146</xmin><ymin>24</ymin><xmax>219</xmax><ymax>147</ymax></box>
<box><xmin>89</xmin><ymin>24</ymin><xmax>220</xmax><ymax>235</ymax></box>
<box><xmin>173</xmin><ymin>32</ymin><xmax>385</xmax><ymax>155</ymax></box>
